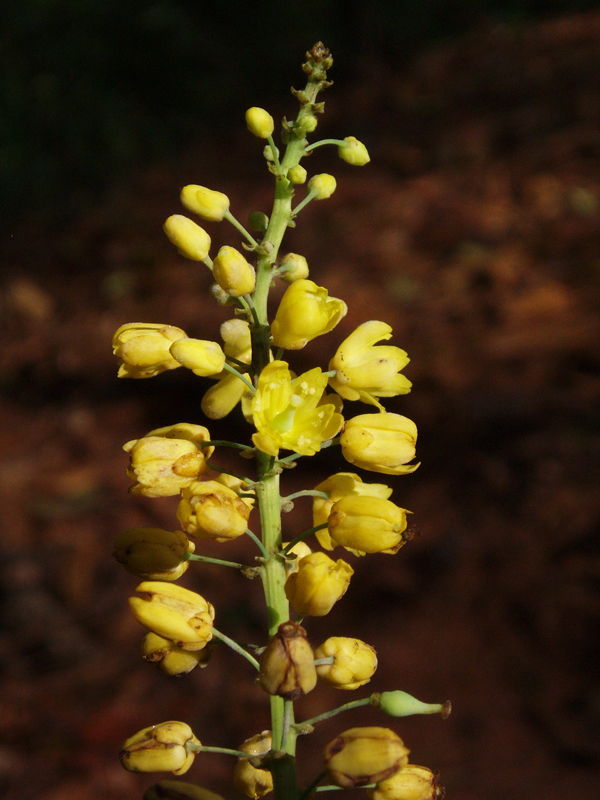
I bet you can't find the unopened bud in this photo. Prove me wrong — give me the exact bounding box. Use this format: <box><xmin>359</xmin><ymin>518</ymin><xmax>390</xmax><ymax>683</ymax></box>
<box><xmin>288</xmin><ymin>165</ymin><xmax>307</xmax><ymax>185</ymax></box>
<box><xmin>180</xmin><ymin>185</ymin><xmax>230</xmax><ymax>222</ymax></box>
<box><xmin>246</xmin><ymin>107</ymin><xmax>274</xmax><ymax>138</ymax></box>
<box><xmin>308</xmin><ymin>173</ymin><xmax>336</xmax><ymax>200</ymax></box>
<box><xmin>338</xmin><ymin>136</ymin><xmax>370</xmax><ymax>166</ymax></box>
<box><xmin>248</xmin><ymin>211</ymin><xmax>269</xmax><ymax>233</ymax></box>
<box><xmin>113</xmin><ymin>528</ymin><xmax>194</xmax><ymax>581</ymax></box>
<box><xmin>258</xmin><ymin>621</ymin><xmax>317</xmax><ymax>700</ymax></box>
<box><xmin>279</xmin><ymin>253</ymin><xmax>309</xmax><ymax>283</ymax></box>
<box><xmin>142</xmin><ymin>632</ymin><xmax>212</xmax><ymax>676</ymax></box>
<box><xmin>163</xmin><ymin>215</ymin><xmax>211</xmax><ymax>261</ymax></box>
<box><xmin>301</xmin><ymin>115</ymin><xmax>318</xmax><ymax>133</ymax></box>
<box><xmin>170</xmin><ymin>338</ymin><xmax>226</xmax><ymax>376</ymax></box>
<box><xmin>324</xmin><ymin>727</ymin><xmax>410</xmax><ymax>788</ymax></box>
<box><xmin>212</xmin><ymin>246</ymin><xmax>256</xmax><ymax>297</ymax></box>
<box><xmin>372</xmin><ymin>691</ymin><xmax>451</xmax><ymax>719</ymax></box>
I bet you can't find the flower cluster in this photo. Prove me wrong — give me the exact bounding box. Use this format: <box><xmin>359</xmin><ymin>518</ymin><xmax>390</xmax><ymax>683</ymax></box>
<box><xmin>112</xmin><ymin>43</ymin><xmax>448</xmax><ymax>800</ymax></box>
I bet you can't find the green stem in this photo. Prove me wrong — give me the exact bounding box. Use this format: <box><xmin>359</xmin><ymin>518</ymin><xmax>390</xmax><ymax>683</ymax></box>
<box><xmin>188</xmin><ymin>744</ymin><xmax>258</xmax><ymax>759</ymax></box>
<box><xmin>221</xmin><ymin>362</ymin><xmax>256</xmax><ymax>392</ymax></box>
<box><xmin>246</xmin><ymin>528</ymin><xmax>270</xmax><ymax>559</ymax></box>
<box><xmin>283</xmin><ymin>490</ymin><xmax>329</xmax><ymax>503</ymax></box>
<box><xmin>296</xmin><ymin>698</ymin><xmax>371</xmax><ymax>728</ymax></box>
<box><xmin>186</xmin><ymin>553</ymin><xmax>246</xmax><ymax>569</ymax></box>
<box><xmin>280</xmin><ymin>523</ymin><xmax>328</xmax><ymax>555</ymax></box>
<box><xmin>305</xmin><ymin>138</ymin><xmax>347</xmax><ymax>152</ymax></box>
<box><xmin>223</xmin><ymin>208</ymin><xmax>258</xmax><ymax>247</ymax></box>
<box><xmin>291</xmin><ymin>188</ymin><xmax>318</xmax><ymax>217</ymax></box>
<box><xmin>211</xmin><ymin>627</ymin><xmax>260</xmax><ymax>670</ymax></box>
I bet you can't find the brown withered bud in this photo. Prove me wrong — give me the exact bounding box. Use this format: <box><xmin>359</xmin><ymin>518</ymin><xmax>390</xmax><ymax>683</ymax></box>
<box><xmin>258</xmin><ymin>621</ymin><xmax>317</xmax><ymax>700</ymax></box>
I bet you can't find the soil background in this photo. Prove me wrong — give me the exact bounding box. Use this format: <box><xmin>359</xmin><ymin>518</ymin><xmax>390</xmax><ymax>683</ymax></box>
<box><xmin>2</xmin><ymin>10</ymin><xmax>600</xmax><ymax>800</ymax></box>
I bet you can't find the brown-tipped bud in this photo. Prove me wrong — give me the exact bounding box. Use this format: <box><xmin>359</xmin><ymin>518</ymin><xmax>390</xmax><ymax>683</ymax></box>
<box><xmin>142</xmin><ymin>633</ymin><xmax>213</xmax><ymax>676</ymax></box>
<box><xmin>324</xmin><ymin>727</ymin><xmax>410</xmax><ymax>788</ymax></box>
<box><xmin>258</xmin><ymin>621</ymin><xmax>317</xmax><ymax>700</ymax></box>
<box><xmin>120</xmin><ymin>721</ymin><xmax>200</xmax><ymax>775</ymax></box>
<box><xmin>368</xmin><ymin>765</ymin><xmax>445</xmax><ymax>800</ymax></box>
<box><xmin>144</xmin><ymin>781</ymin><xmax>226</xmax><ymax>800</ymax></box>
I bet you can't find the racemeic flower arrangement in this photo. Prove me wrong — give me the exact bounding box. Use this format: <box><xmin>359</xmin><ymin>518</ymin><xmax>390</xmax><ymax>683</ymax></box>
<box><xmin>114</xmin><ymin>43</ymin><xmax>450</xmax><ymax>800</ymax></box>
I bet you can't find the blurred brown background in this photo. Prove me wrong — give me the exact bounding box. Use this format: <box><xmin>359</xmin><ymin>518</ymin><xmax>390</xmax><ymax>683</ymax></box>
<box><xmin>1</xmin><ymin>4</ymin><xmax>600</xmax><ymax>800</ymax></box>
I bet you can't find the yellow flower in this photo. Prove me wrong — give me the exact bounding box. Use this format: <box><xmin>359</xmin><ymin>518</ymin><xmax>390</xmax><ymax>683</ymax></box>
<box><xmin>177</xmin><ymin>480</ymin><xmax>253</xmax><ymax>542</ymax></box>
<box><xmin>312</xmin><ymin>472</ymin><xmax>393</xmax><ymax>550</ymax></box>
<box><xmin>212</xmin><ymin>246</ymin><xmax>256</xmax><ymax>297</ymax></box>
<box><xmin>341</xmin><ymin>413</ymin><xmax>418</xmax><ymax>475</ymax></box>
<box><xmin>278</xmin><ymin>252</ymin><xmax>309</xmax><ymax>283</ymax></box>
<box><xmin>328</xmin><ymin>321</ymin><xmax>411</xmax><ymax>408</ymax></box>
<box><xmin>246</xmin><ymin>107</ymin><xmax>274</xmax><ymax>138</ymax></box>
<box><xmin>368</xmin><ymin>765</ymin><xmax>444</xmax><ymax>800</ymax></box>
<box><xmin>113</xmin><ymin>528</ymin><xmax>194</xmax><ymax>581</ymax></box>
<box><xmin>307</xmin><ymin>173</ymin><xmax>337</xmax><ymax>199</ymax></box>
<box><xmin>232</xmin><ymin>732</ymin><xmax>273</xmax><ymax>799</ymax></box>
<box><xmin>201</xmin><ymin>319</ymin><xmax>252</xmax><ymax>419</ymax></box>
<box><xmin>129</xmin><ymin>581</ymin><xmax>215</xmax><ymax>651</ymax></box>
<box><xmin>271</xmin><ymin>279</ymin><xmax>347</xmax><ymax>350</ymax></box>
<box><xmin>180</xmin><ymin>184</ymin><xmax>230</xmax><ymax>222</ymax></box>
<box><xmin>123</xmin><ymin>423</ymin><xmax>214</xmax><ymax>497</ymax></box>
<box><xmin>169</xmin><ymin>338</ymin><xmax>226</xmax><ymax>377</ymax></box>
<box><xmin>338</xmin><ymin>136</ymin><xmax>370</xmax><ymax>166</ymax></box>
<box><xmin>113</xmin><ymin>323</ymin><xmax>187</xmax><ymax>379</ymax></box>
<box><xmin>324</xmin><ymin>727</ymin><xmax>410</xmax><ymax>788</ymax></box>
<box><xmin>328</xmin><ymin>495</ymin><xmax>410</xmax><ymax>556</ymax></box>
<box><xmin>163</xmin><ymin>215</ymin><xmax>211</xmax><ymax>261</ymax></box>
<box><xmin>284</xmin><ymin>552</ymin><xmax>353</xmax><ymax>617</ymax></box>
<box><xmin>251</xmin><ymin>361</ymin><xmax>343</xmax><ymax>457</ymax></box>
<box><xmin>120</xmin><ymin>721</ymin><xmax>200</xmax><ymax>775</ymax></box>
<box><xmin>142</xmin><ymin>632</ymin><xmax>212</xmax><ymax>676</ymax></box>
<box><xmin>315</xmin><ymin>637</ymin><xmax>377</xmax><ymax>690</ymax></box>
<box><xmin>258</xmin><ymin>621</ymin><xmax>317</xmax><ymax>700</ymax></box>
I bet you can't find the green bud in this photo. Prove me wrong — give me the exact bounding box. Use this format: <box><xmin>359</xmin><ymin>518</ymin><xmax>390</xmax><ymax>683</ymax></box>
<box><xmin>248</xmin><ymin>211</ymin><xmax>269</xmax><ymax>233</ymax></box>
<box><xmin>371</xmin><ymin>691</ymin><xmax>451</xmax><ymax>719</ymax></box>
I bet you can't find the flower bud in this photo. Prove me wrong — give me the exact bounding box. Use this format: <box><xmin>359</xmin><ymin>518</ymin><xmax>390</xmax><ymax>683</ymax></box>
<box><xmin>113</xmin><ymin>528</ymin><xmax>194</xmax><ymax>581</ymax></box>
<box><xmin>212</xmin><ymin>246</ymin><xmax>256</xmax><ymax>297</ymax></box>
<box><xmin>312</xmin><ymin>473</ymin><xmax>393</xmax><ymax>550</ymax></box>
<box><xmin>368</xmin><ymin>765</ymin><xmax>445</xmax><ymax>800</ymax></box>
<box><xmin>113</xmin><ymin>323</ymin><xmax>187</xmax><ymax>379</ymax></box>
<box><xmin>258</xmin><ymin>621</ymin><xmax>317</xmax><ymax>700</ymax></box>
<box><xmin>248</xmin><ymin>211</ymin><xmax>269</xmax><ymax>233</ymax></box>
<box><xmin>271</xmin><ymin>279</ymin><xmax>347</xmax><ymax>350</ymax></box>
<box><xmin>328</xmin><ymin>495</ymin><xmax>410</xmax><ymax>556</ymax></box>
<box><xmin>278</xmin><ymin>253</ymin><xmax>309</xmax><ymax>283</ymax></box>
<box><xmin>164</xmin><ymin>215</ymin><xmax>211</xmax><ymax>261</ymax></box>
<box><xmin>177</xmin><ymin>480</ymin><xmax>252</xmax><ymax>542</ymax></box>
<box><xmin>324</xmin><ymin>727</ymin><xmax>410</xmax><ymax>788</ymax></box>
<box><xmin>123</xmin><ymin>423</ymin><xmax>213</xmax><ymax>498</ymax></box>
<box><xmin>315</xmin><ymin>637</ymin><xmax>377</xmax><ymax>690</ymax></box>
<box><xmin>301</xmin><ymin>115</ymin><xmax>318</xmax><ymax>133</ymax></box>
<box><xmin>284</xmin><ymin>552</ymin><xmax>353</xmax><ymax>617</ymax></box>
<box><xmin>232</xmin><ymin>732</ymin><xmax>273</xmax><ymax>798</ymax></box>
<box><xmin>308</xmin><ymin>173</ymin><xmax>336</xmax><ymax>199</ymax></box>
<box><xmin>246</xmin><ymin>107</ymin><xmax>274</xmax><ymax>138</ymax></box>
<box><xmin>201</xmin><ymin>320</ymin><xmax>253</xmax><ymax>420</ymax></box>
<box><xmin>210</xmin><ymin>283</ymin><xmax>235</xmax><ymax>305</ymax></box>
<box><xmin>373</xmin><ymin>691</ymin><xmax>451</xmax><ymax>720</ymax></box>
<box><xmin>129</xmin><ymin>581</ymin><xmax>215</xmax><ymax>651</ymax></box>
<box><xmin>169</xmin><ymin>338</ymin><xmax>226</xmax><ymax>376</ymax></box>
<box><xmin>329</xmin><ymin>321</ymin><xmax>411</xmax><ymax>408</ymax></box>
<box><xmin>341</xmin><ymin>413</ymin><xmax>419</xmax><ymax>475</ymax></box>
<box><xmin>287</xmin><ymin>165</ymin><xmax>307</xmax><ymax>185</ymax></box>
<box><xmin>338</xmin><ymin>136</ymin><xmax>370</xmax><ymax>166</ymax></box>
<box><xmin>142</xmin><ymin>633</ymin><xmax>212</xmax><ymax>676</ymax></box>
<box><xmin>145</xmin><ymin>780</ymin><xmax>226</xmax><ymax>800</ymax></box>
<box><xmin>180</xmin><ymin>185</ymin><xmax>230</xmax><ymax>222</ymax></box>
<box><xmin>120</xmin><ymin>721</ymin><xmax>200</xmax><ymax>775</ymax></box>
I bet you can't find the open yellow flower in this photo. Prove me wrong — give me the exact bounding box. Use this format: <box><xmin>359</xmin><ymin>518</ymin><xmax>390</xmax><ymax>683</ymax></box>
<box><xmin>329</xmin><ymin>321</ymin><xmax>411</xmax><ymax>409</ymax></box>
<box><xmin>271</xmin><ymin>279</ymin><xmax>347</xmax><ymax>350</ymax></box>
<box><xmin>252</xmin><ymin>361</ymin><xmax>343</xmax><ymax>457</ymax></box>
